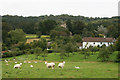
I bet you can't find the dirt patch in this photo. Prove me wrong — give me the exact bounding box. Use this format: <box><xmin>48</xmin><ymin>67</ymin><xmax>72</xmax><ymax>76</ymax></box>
<box><xmin>26</xmin><ymin>38</ymin><xmax>40</xmax><ymax>43</ymax></box>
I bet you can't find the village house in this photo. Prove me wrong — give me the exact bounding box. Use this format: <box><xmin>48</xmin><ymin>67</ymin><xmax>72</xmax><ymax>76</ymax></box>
<box><xmin>79</xmin><ymin>37</ymin><xmax>115</xmax><ymax>49</ymax></box>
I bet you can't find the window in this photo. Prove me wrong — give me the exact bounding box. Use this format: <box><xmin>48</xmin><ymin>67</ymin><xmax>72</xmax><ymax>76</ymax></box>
<box><xmin>101</xmin><ymin>42</ymin><xmax>102</xmax><ymax>44</ymax></box>
<box><xmin>93</xmin><ymin>42</ymin><xmax>95</xmax><ymax>44</ymax></box>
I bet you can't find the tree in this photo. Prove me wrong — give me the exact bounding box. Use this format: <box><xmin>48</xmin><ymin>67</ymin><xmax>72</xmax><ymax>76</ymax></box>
<box><xmin>72</xmin><ymin>21</ymin><xmax>86</xmax><ymax>35</ymax></box>
<box><xmin>51</xmin><ymin>42</ymin><xmax>58</xmax><ymax>55</ymax></box>
<box><xmin>36</xmin><ymin>31</ymin><xmax>41</xmax><ymax>38</ymax></box>
<box><xmin>40</xmin><ymin>38</ymin><xmax>47</xmax><ymax>51</ymax></box>
<box><xmin>34</xmin><ymin>47</ymin><xmax>42</xmax><ymax>59</ymax></box>
<box><xmin>82</xmin><ymin>28</ymin><xmax>91</xmax><ymax>37</ymax></box>
<box><xmin>24</xmin><ymin>49</ymin><xmax>30</xmax><ymax>58</ymax></box>
<box><xmin>43</xmin><ymin>49</ymin><xmax>48</xmax><ymax>61</ymax></box>
<box><xmin>97</xmin><ymin>25</ymin><xmax>108</xmax><ymax>36</ymax></box>
<box><xmin>38</xmin><ymin>20</ymin><xmax>57</xmax><ymax>34</ymax></box>
<box><xmin>2</xmin><ymin>21</ymin><xmax>13</xmax><ymax>46</ymax></box>
<box><xmin>64</xmin><ymin>43</ymin><xmax>75</xmax><ymax>57</ymax></box>
<box><xmin>66</xmin><ymin>19</ymin><xmax>73</xmax><ymax>32</ymax></box>
<box><xmin>50</xmin><ymin>27</ymin><xmax>70</xmax><ymax>40</ymax></box>
<box><xmin>115</xmin><ymin>53</ymin><xmax>120</xmax><ymax>62</ymax></box>
<box><xmin>72</xmin><ymin>34</ymin><xmax>82</xmax><ymax>43</ymax></box>
<box><xmin>8</xmin><ymin>29</ymin><xmax>26</xmax><ymax>44</ymax></box>
<box><xmin>98</xmin><ymin>47</ymin><xmax>111</xmax><ymax>62</ymax></box>
<box><xmin>107</xmin><ymin>25</ymin><xmax>118</xmax><ymax>38</ymax></box>
<box><xmin>114</xmin><ymin>36</ymin><xmax>120</xmax><ymax>51</ymax></box>
<box><xmin>82</xmin><ymin>48</ymin><xmax>90</xmax><ymax>59</ymax></box>
<box><xmin>59</xmin><ymin>46</ymin><xmax>66</xmax><ymax>59</ymax></box>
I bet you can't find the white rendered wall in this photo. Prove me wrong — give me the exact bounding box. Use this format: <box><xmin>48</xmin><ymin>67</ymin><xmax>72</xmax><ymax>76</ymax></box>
<box><xmin>83</xmin><ymin>42</ymin><xmax>113</xmax><ymax>48</ymax></box>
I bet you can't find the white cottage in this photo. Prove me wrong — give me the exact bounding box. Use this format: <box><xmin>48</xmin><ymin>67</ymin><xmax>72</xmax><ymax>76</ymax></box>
<box><xmin>81</xmin><ymin>37</ymin><xmax>115</xmax><ymax>48</ymax></box>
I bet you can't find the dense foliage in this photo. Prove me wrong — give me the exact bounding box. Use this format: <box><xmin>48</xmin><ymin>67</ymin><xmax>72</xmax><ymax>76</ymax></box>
<box><xmin>2</xmin><ymin>14</ymin><xmax>120</xmax><ymax>62</ymax></box>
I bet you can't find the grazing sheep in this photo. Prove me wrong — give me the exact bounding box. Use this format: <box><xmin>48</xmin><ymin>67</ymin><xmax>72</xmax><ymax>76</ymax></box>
<box><xmin>75</xmin><ymin>66</ymin><xmax>80</xmax><ymax>69</ymax></box>
<box><xmin>5</xmin><ymin>60</ymin><xmax>8</xmax><ymax>63</ymax></box>
<box><xmin>14</xmin><ymin>63</ymin><xmax>22</xmax><ymax>69</ymax></box>
<box><xmin>45</xmin><ymin>61</ymin><xmax>55</xmax><ymax>69</ymax></box>
<box><xmin>58</xmin><ymin>61</ymin><xmax>65</xmax><ymax>69</ymax></box>
<box><xmin>30</xmin><ymin>65</ymin><xmax>33</xmax><ymax>67</ymax></box>
<box><xmin>34</xmin><ymin>61</ymin><xmax>37</xmax><ymax>63</ymax></box>
<box><xmin>28</xmin><ymin>61</ymin><xmax>31</xmax><ymax>63</ymax></box>
<box><xmin>15</xmin><ymin>62</ymin><xmax>17</xmax><ymax>63</ymax></box>
<box><xmin>24</xmin><ymin>61</ymin><xmax>27</xmax><ymax>63</ymax></box>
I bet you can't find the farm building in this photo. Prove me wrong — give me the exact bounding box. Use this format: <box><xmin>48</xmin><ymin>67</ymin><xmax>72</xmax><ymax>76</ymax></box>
<box><xmin>79</xmin><ymin>37</ymin><xmax>115</xmax><ymax>49</ymax></box>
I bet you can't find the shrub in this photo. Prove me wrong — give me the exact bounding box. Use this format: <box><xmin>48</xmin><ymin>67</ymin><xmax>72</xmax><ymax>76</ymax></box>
<box><xmin>97</xmin><ymin>47</ymin><xmax>111</xmax><ymax>62</ymax></box>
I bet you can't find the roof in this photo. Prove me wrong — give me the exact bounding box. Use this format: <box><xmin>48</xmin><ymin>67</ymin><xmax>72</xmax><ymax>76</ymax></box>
<box><xmin>82</xmin><ymin>37</ymin><xmax>114</xmax><ymax>42</ymax></box>
<box><xmin>2</xmin><ymin>51</ymin><xmax>7</xmax><ymax>54</ymax></box>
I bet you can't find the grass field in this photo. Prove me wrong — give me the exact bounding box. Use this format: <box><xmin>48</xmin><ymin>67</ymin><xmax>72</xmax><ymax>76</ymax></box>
<box><xmin>26</xmin><ymin>34</ymin><xmax>38</xmax><ymax>39</ymax></box>
<box><xmin>26</xmin><ymin>34</ymin><xmax>50</xmax><ymax>43</ymax></box>
<box><xmin>2</xmin><ymin>61</ymin><xmax>118</xmax><ymax>78</ymax></box>
<box><xmin>2</xmin><ymin>52</ymin><xmax>118</xmax><ymax>78</ymax></box>
<box><xmin>26</xmin><ymin>34</ymin><xmax>50</xmax><ymax>39</ymax></box>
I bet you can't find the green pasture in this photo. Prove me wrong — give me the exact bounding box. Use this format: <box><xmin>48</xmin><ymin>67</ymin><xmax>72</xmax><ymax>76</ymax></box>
<box><xmin>2</xmin><ymin>52</ymin><xmax>118</xmax><ymax>78</ymax></box>
<box><xmin>26</xmin><ymin>34</ymin><xmax>50</xmax><ymax>39</ymax></box>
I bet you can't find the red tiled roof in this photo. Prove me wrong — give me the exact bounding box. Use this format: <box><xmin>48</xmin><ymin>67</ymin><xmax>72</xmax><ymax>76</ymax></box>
<box><xmin>2</xmin><ymin>51</ymin><xmax>7</xmax><ymax>53</ymax></box>
<box><xmin>82</xmin><ymin>37</ymin><xmax>114</xmax><ymax>42</ymax></box>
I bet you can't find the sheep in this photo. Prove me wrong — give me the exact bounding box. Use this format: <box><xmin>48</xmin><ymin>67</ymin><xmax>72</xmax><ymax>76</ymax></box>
<box><xmin>34</xmin><ymin>61</ymin><xmax>37</xmax><ymax>63</ymax></box>
<box><xmin>28</xmin><ymin>61</ymin><xmax>31</xmax><ymax>63</ymax></box>
<box><xmin>15</xmin><ymin>62</ymin><xmax>17</xmax><ymax>63</ymax></box>
<box><xmin>45</xmin><ymin>61</ymin><xmax>55</xmax><ymax>69</ymax></box>
<box><xmin>5</xmin><ymin>59</ymin><xmax>8</xmax><ymax>63</ymax></box>
<box><xmin>24</xmin><ymin>61</ymin><xmax>27</xmax><ymax>63</ymax></box>
<box><xmin>13</xmin><ymin>63</ymin><xmax>22</xmax><ymax>69</ymax></box>
<box><xmin>58</xmin><ymin>61</ymin><xmax>65</xmax><ymax>69</ymax></box>
<box><xmin>30</xmin><ymin>65</ymin><xmax>33</xmax><ymax>67</ymax></box>
<box><xmin>75</xmin><ymin>66</ymin><xmax>80</xmax><ymax>69</ymax></box>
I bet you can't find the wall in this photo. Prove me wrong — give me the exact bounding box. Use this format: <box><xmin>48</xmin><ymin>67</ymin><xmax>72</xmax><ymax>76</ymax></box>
<box><xmin>83</xmin><ymin>42</ymin><xmax>113</xmax><ymax>48</ymax></box>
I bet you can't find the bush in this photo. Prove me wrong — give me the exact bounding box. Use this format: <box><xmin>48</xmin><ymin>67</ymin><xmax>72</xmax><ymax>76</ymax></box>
<box><xmin>97</xmin><ymin>47</ymin><xmax>111</xmax><ymax>62</ymax></box>
<box><xmin>115</xmin><ymin>52</ymin><xmax>120</xmax><ymax>62</ymax></box>
<box><xmin>2</xmin><ymin>50</ymin><xmax>24</xmax><ymax>58</ymax></box>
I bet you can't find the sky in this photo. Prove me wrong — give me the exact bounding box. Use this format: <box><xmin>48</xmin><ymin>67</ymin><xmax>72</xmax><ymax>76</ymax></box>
<box><xmin>0</xmin><ymin>0</ymin><xmax>119</xmax><ymax>17</ymax></box>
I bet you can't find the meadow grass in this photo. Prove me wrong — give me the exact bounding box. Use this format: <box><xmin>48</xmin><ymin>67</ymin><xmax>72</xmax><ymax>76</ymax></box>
<box><xmin>26</xmin><ymin>34</ymin><xmax>50</xmax><ymax>39</ymax></box>
<box><xmin>3</xmin><ymin>51</ymin><xmax>118</xmax><ymax>62</ymax></box>
<box><xmin>26</xmin><ymin>34</ymin><xmax>38</xmax><ymax>39</ymax></box>
<box><xmin>2</xmin><ymin>52</ymin><xmax>118</xmax><ymax>78</ymax></box>
<box><xmin>2</xmin><ymin>61</ymin><xmax>118</xmax><ymax>78</ymax></box>
<box><xmin>26</xmin><ymin>34</ymin><xmax>50</xmax><ymax>43</ymax></box>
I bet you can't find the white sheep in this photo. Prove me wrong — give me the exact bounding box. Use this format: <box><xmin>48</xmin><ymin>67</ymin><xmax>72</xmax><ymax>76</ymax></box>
<box><xmin>58</xmin><ymin>61</ymin><xmax>65</xmax><ymax>69</ymax></box>
<box><xmin>13</xmin><ymin>63</ymin><xmax>22</xmax><ymax>69</ymax></box>
<box><xmin>24</xmin><ymin>61</ymin><xmax>27</xmax><ymax>63</ymax></box>
<box><xmin>28</xmin><ymin>61</ymin><xmax>31</xmax><ymax>63</ymax></box>
<box><xmin>75</xmin><ymin>66</ymin><xmax>80</xmax><ymax>69</ymax></box>
<box><xmin>5</xmin><ymin>59</ymin><xmax>8</xmax><ymax>63</ymax></box>
<box><xmin>30</xmin><ymin>65</ymin><xmax>33</xmax><ymax>67</ymax></box>
<box><xmin>15</xmin><ymin>62</ymin><xmax>17</xmax><ymax>63</ymax></box>
<box><xmin>34</xmin><ymin>61</ymin><xmax>37</xmax><ymax>63</ymax></box>
<box><xmin>45</xmin><ymin>61</ymin><xmax>55</xmax><ymax>69</ymax></box>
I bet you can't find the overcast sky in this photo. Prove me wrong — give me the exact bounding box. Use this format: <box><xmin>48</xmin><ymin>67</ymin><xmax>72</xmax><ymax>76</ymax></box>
<box><xmin>0</xmin><ymin>0</ymin><xmax>119</xmax><ymax>17</ymax></box>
